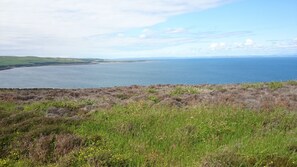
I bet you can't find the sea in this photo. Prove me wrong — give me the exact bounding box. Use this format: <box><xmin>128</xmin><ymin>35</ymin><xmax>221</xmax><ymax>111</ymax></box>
<box><xmin>0</xmin><ymin>57</ymin><xmax>297</xmax><ymax>88</ymax></box>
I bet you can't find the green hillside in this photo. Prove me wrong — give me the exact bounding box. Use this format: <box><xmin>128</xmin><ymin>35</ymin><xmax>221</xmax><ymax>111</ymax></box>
<box><xmin>0</xmin><ymin>82</ymin><xmax>297</xmax><ymax>166</ymax></box>
<box><xmin>0</xmin><ymin>56</ymin><xmax>103</xmax><ymax>70</ymax></box>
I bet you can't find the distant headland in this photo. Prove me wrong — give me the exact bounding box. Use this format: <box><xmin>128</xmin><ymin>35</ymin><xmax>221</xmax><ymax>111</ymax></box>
<box><xmin>0</xmin><ymin>56</ymin><xmax>146</xmax><ymax>71</ymax></box>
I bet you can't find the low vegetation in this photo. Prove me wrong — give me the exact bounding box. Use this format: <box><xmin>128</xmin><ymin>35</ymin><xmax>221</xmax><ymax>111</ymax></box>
<box><xmin>242</xmin><ymin>81</ymin><xmax>285</xmax><ymax>90</ymax></box>
<box><xmin>146</xmin><ymin>87</ymin><xmax>158</xmax><ymax>94</ymax></box>
<box><xmin>288</xmin><ymin>80</ymin><xmax>297</xmax><ymax>86</ymax></box>
<box><xmin>72</xmin><ymin>104</ymin><xmax>297</xmax><ymax>167</ymax></box>
<box><xmin>170</xmin><ymin>86</ymin><xmax>201</xmax><ymax>96</ymax></box>
<box><xmin>1</xmin><ymin>81</ymin><xmax>297</xmax><ymax>166</ymax></box>
<box><xmin>242</xmin><ymin>83</ymin><xmax>266</xmax><ymax>89</ymax></box>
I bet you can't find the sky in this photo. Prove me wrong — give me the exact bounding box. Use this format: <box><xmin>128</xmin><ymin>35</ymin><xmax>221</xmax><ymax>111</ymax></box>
<box><xmin>0</xmin><ymin>0</ymin><xmax>297</xmax><ymax>59</ymax></box>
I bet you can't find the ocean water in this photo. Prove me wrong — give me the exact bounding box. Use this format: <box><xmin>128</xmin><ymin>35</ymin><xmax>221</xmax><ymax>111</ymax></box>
<box><xmin>0</xmin><ymin>58</ymin><xmax>297</xmax><ymax>88</ymax></box>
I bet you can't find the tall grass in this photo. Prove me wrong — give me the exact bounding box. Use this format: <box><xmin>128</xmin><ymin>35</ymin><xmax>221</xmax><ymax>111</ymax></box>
<box><xmin>1</xmin><ymin>101</ymin><xmax>297</xmax><ymax>166</ymax></box>
<box><xmin>170</xmin><ymin>86</ymin><xmax>201</xmax><ymax>96</ymax></box>
<box><xmin>242</xmin><ymin>81</ymin><xmax>284</xmax><ymax>90</ymax></box>
<box><xmin>73</xmin><ymin>103</ymin><xmax>297</xmax><ymax>166</ymax></box>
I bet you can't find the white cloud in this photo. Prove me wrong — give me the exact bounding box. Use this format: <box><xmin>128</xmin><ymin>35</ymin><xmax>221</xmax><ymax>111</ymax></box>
<box><xmin>209</xmin><ymin>38</ymin><xmax>256</xmax><ymax>52</ymax></box>
<box><xmin>139</xmin><ymin>34</ymin><xmax>148</xmax><ymax>39</ymax></box>
<box><xmin>138</xmin><ymin>28</ymin><xmax>154</xmax><ymax>39</ymax></box>
<box><xmin>272</xmin><ymin>38</ymin><xmax>297</xmax><ymax>49</ymax></box>
<box><xmin>165</xmin><ymin>28</ymin><xmax>186</xmax><ymax>34</ymax></box>
<box><xmin>209</xmin><ymin>42</ymin><xmax>226</xmax><ymax>50</ymax></box>
<box><xmin>244</xmin><ymin>38</ymin><xmax>254</xmax><ymax>46</ymax></box>
<box><xmin>0</xmin><ymin>0</ymin><xmax>230</xmax><ymax>38</ymax></box>
<box><xmin>232</xmin><ymin>39</ymin><xmax>255</xmax><ymax>49</ymax></box>
<box><xmin>0</xmin><ymin>0</ymin><xmax>234</xmax><ymax>57</ymax></box>
<box><xmin>2</xmin><ymin>1</ymin><xmax>295</xmax><ymax>58</ymax></box>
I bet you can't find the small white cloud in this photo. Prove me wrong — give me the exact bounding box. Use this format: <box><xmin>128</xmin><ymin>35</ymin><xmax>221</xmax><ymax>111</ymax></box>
<box><xmin>139</xmin><ymin>28</ymin><xmax>153</xmax><ymax>39</ymax></box>
<box><xmin>220</xmin><ymin>42</ymin><xmax>226</xmax><ymax>47</ymax></box>
<box><xmin>117</xmin><ymin>33</ymin><xmax>125</xmax><ymax>37</ymax></box>
<box><xmin>139</xmin><ymin>34</ymin><xmax>148</xmax><ymax>39</ymax></box>
<box><xmin>142</xmin><ymin>29</ymin><xmax>151</xmax><ymax>34</ymax></box>
<box><xmin>210</xmin><ymin>43</ymin><xmax>217</xmax><ymax>49</ymax></box>
<box><xmin>244</xmin><ymin>38</ymin><xmax>254</xmax><ymax>46</ymax></box>
<box><xmin>234</xmin><ymin>42</ymin><xmax>243</xmax><ymax>48</ymax></box>
<box><xmin>166</xmin><ymin>28</ymin><xmax>185</xmax><ymax>34</ymax></box>
<box><xmin>209</xmin><ymin>42</ymin><xmax>226</xmax><ymax>50</ymax></box>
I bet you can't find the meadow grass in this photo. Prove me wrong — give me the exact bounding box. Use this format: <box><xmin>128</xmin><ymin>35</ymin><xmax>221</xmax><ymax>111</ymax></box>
<box><xmin>288</xmin><ymin>80</ymin><xmax>297</xmax><ymax>86</ymax></box>
<box><xmin>1</xmin><ymin>101</ymin><xmax>297</xmax><ymax>166</ymax></box>
<box><xmin>72</xmin><ymin>103</ymin><xmax>297</xmax><ymax>166</ymax></box>
<box><xmin>242</xmin><ymin>83</ymin><xmax>266</xmax><ymax>89</ymax></box>
<box><xmin>0</xmin><ymin>101</ymin><xmax>18</xmax><ymax>113</ymax></box>
<box><xmin>23</xmin><ymin>99</ymin><xmax>95</xmax><ymax>112</ymax></box>
<box><xmin>170</xmin><ymin>86</ymin><xmax>201</xmax><ymax>96</ymax></box>
<box><xmin>146</xmin><ymin>87</ymin><xmax>158</xmax><ymax>94</ymax></box>
<box><xmin>242</xmin><ymin>81</ymin><xmax>284</xmax><ymax>90</ymax></box>
<box><xmin>268</xmin><ymin>82</ymin><xmax>284</xmax><ymax>90</ymax></box>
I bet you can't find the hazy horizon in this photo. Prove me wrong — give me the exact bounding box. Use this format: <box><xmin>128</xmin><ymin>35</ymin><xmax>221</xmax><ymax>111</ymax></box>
<box><xmin>1</xmin><ymin>54</ymin><xmax>297</xmax><ymax>60</ymax></box>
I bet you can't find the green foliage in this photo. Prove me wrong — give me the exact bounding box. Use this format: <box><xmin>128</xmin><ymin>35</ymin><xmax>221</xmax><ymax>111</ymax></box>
<box><xmin>0</xmin><ymin>56</ymin><xmax>103</xmax><ymax>70</ymax></box>
<box><xmin>201</xmin><ymin>147</ymin><xmax>296</xmax><ymax>167</ymax></box>
<box><xmin>242</xmin><ymin>82</ymin><xmax>284</xmax><ymax>90</ymax></box>
<box><xmin>74</xmin><ymin>103</ymin><xmax>297</xmax><ymax>166</ymax></box>
<box><xmin>148</xmin><ymin>95</ymin><xmax>160</xmax><ymax>103</ymax></box>
<box><xmin>61</xmin><ymin>146</ymin><xmax>132</xmax><ymax>167</ymax></box>
<box><xmin>0</xmin><ymin>56</ymin><xmax>81</xmax><ymax>66</ymax></box>
<box><xmin>242</xmin><ymin>82</ymin><xmax>265</xmax><ymax>89</ymax></box>
<box><xmin>216</xmin><ymin>86</ymin><xmax>228</xmax><ymax>92</ymax></box>
<box><xmin>268</xmin><ymin>82</ymin><xmax>283</xmax><ymax>90</ymax></box>
<box><xmin>1</xmin><ymin>100</ymin><xmax>297</xmax><ymax>166</ymax></box>
<box><xmin>0</xmin><ymin>101</ymin><xmax>18</xmax><ymax>113</ymax></box>
<box><xmin>170</xmin><ymin>86</ymin><xmax>200</xmax><ymax>96</ymax></box>
<box><xmin>115</xmin><ymin>94</ymin><xmax>129</xmax><ymax>100</ymax></box>
<box><xmin>287</xmin><ymin>80</ymin><xmax>297</xmax><ymax>86</ymax></box>
<box><xmin>0</xmin><ymin>107</ymin><xmax>80</xmax><ymax>165</ymax></box>
<box><xmin>147</xmin><ymin>87</ymin><xmax>158</xmax><ymax>94</ymax></box>
<box><xmin>24</xmin><ymin>99</ymin><xmax>94</xmax><ymax>113</ymax></box>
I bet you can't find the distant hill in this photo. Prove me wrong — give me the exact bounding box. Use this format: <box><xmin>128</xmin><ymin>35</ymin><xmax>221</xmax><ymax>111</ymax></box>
<box><xmin>0</xmin><ymin>56</ymin><xmax>104</xmax><ymax>70</ymax></box>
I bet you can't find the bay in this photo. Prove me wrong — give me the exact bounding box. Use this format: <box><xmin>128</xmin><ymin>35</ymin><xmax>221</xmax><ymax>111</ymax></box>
<box><xmin>0</xmin><ymin>57</ymin><xmax>297</xmax><ymax>88</ymax></box>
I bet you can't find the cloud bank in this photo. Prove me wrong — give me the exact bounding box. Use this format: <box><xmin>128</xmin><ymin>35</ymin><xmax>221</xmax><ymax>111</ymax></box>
<box><xmin>1</xmin><ymin>0</ymin><xmax>296</xmax><ymax>58</ymax></box>
<box><xmin>0</xmin><ymin>0</ymin><xmax>234</xmax><ymax>57</ymax></box>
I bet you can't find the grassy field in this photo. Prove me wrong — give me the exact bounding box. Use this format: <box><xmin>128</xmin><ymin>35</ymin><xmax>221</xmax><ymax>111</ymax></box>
<box><xmin>0</xmin><ymin>99</ymin><xmax>296</xmax><ymax>166</ymax></box>
<box><xmin>0</xmin><ymin>56</ymin><xmax>103</xmax><ymax>70</ymax></box>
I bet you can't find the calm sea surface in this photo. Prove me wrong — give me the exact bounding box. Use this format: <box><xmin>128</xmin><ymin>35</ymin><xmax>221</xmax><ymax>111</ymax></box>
<box><xmin>0</xmin><ymin>58</ymin><xmax>297</xmax><ymax>88</ymax></box>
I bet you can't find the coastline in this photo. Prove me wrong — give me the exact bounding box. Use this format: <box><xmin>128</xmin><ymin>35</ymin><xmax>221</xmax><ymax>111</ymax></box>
<box><xmin>0</xmin><ymin>59</ymin><xmax>148</xmax><ymax>71</ymax></box>
<box><xmin>0</xmin><ymin>62</ymin><xmax>93</xmax><ymax>71</ymax></box>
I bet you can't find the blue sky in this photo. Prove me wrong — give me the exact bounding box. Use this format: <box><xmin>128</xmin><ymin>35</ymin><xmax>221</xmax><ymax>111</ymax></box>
<box><xmin>0</xmin><ymin>0</ymin><xmax>297</xmax><ymax>58</ymax></box>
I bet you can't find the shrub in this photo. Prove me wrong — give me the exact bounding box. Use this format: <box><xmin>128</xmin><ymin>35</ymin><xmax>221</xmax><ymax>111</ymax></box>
<box><xmin>170</xmin><ymin>86</ymin><xmax>200</xmax><ymax>96</ymax></box>
<box><xmin>268</xmin><ymin>82</ymin><xmax>283</xmax><ymax>90</ymax></box>
<box><xmin>147</xmin><ymin>88</ymin><xmax>158</xmax><ymax>94</ymax></box>
<box><xmin>27</xmin><ymin>134</ymin><xmax>83</xmax><ymax>163</ymax></box>
<box><xmin>242</xmin><ymin>82</ymin><xmax>265</xmax><ymax>89</ymax></box>
<box><xmin>116</xmin><ymin>94</ymin><xmax>129</xmax><ymax>100</ymax></box>
<box><xmin>287</xmin><ymin>80</ymin><xmax>297</xmax><ymax>86</ymax></box>
<box><xmin>148</xmin><ymin>95</ymin><xmax>160</xmax><ymax>103</ymax></box>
